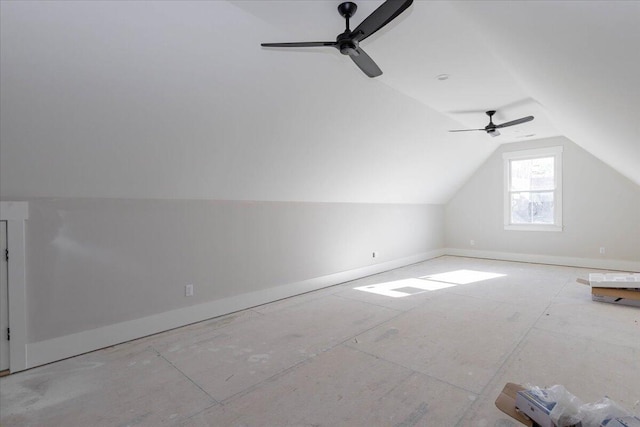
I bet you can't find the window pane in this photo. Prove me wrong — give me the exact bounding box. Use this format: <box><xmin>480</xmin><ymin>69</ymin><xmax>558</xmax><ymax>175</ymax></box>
<box><xmin>510</xmin><ymin>157</ymin><xmax>554</xmax><ymax>191</ymax></box>
<box><xmin>510</xmin><ymin>192</ymin><xmax>555</xmax><ymax>224</ymax></box>
<box><xmin>531</xmin><ymin>192</ymin><xmax>554</xmax><ymax>224</ymax></box>
<box><xmin>510</xmin><ymin>193</ymin><xmax>532</xmax><ymax>223</ymax></box>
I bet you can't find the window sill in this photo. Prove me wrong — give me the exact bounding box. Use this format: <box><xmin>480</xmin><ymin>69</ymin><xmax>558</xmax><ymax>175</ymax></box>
<box><xmin>504</xmin><ymin>224</ymin><xmax>563</xmax><ymax>232</ymax></box>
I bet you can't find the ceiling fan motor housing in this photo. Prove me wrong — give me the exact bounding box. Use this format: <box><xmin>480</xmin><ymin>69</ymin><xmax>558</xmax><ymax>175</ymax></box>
<box><xmin>337</xmin><ymin>32</ymin><xmax>358</xmax><ymax>55</ymax></box>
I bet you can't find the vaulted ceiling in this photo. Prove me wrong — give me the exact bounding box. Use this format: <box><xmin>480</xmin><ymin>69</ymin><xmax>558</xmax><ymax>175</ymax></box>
<box><xmin>1</xmin><ymin>1</ymin><xmax>638</xmax><ymax>204</ymax></box>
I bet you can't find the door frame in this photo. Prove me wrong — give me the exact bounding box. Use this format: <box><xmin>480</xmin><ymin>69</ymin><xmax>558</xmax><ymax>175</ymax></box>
<box><xmin>0</xmin><ymin>202</ymin><xmax>28</xmax><ymax>372</ymax></box>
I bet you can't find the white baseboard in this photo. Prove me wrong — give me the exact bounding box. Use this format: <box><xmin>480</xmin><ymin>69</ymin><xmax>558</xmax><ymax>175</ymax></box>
<box><xmin>24</xmin><ymin>249</ymin><xmax>445</xmax><ymax>370</ymax></box>
<box><xmin>444</xmin><ymin>248</ymin><xmax>640</xmax><ymax>272</ymax></box>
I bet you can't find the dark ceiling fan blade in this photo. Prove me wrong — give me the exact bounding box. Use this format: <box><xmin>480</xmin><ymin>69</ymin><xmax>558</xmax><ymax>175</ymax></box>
<box><xmin>261</xmin><ymin>41</ymin><xmax>337</xmax><ymax>48</ymax></box>
<box><xmin>349</xmin><ymin>47</ymin><xmax>382</xmax><ymax>77</ymax></box>
<box><xmin>495</xmin><ymin>115</ymin><xmax>534</xmax><ymax>129</ymax></box>
<box><xmin>351</xmin><ymin>0</ymin><xmax>414</xmax><ymax>42</ymax></box>
<box><xmin>448</xmin><ymin>129</ymin><xmax>484</xmax><ymax>132</ymax></box>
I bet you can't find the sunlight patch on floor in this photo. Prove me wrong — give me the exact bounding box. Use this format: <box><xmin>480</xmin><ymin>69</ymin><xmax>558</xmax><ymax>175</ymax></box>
<box><xmin>354</xmin><ymin>270</ymin><xmax>506</xmax><ymax>298</ymax></box>
<box><xmin>420</xmin><ymin>270</ymin><xmax>506</xmax><ymax>285</ymax></box>
<box><xmin>353</xmin><ymin>278</ymin><xmax>457</xmax><ymax>298</ymax></box>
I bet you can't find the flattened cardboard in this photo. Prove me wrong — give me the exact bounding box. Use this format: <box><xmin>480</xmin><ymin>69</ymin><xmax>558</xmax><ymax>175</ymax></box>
<box><xmin>592</xmin><ymin>287</ymin><xmax>640</xmax><ymax>308</ymax></box>
<box><xmin>576</xmin><ymin>278</ymin><xmax>590</xmax><ymax>286</ymax></box>
<box><xmin>495</xmin><ymin>383</ymin><xmax>533</xmax><ymax>426</ymax></box>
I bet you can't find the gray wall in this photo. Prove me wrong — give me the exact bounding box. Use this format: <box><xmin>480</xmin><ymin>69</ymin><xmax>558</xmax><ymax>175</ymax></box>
<box><xmin>25</xmin><ymin>198</ymin><xmax>443</xmax><ymax>343</ymax></box>
<box><xmin>445</xmin><ymin>136</ymin><xmax>640</xmax><ymax>263</ymax></box>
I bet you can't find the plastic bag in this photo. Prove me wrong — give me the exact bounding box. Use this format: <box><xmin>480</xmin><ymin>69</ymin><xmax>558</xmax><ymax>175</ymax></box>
<box><xmin>579</xmin><ymin>398</ymin><xmax>631</xmax><ymax>427</ymax></box>
<box><xmin>528</xmin><ymin>384</ymin><xmax>583</xmax><ymax>426</ymax></box>
<box><xmin>525</xmin><ymin>384</ymin><xmax>632</xmax><ymax>427</ymax></box>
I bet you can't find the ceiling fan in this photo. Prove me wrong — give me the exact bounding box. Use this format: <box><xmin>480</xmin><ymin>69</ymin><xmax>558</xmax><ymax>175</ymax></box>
<box><xmin>261</xmin><ymin>0</ymin><xmax>414</xmax><ymax>78</ymax></box>
<box><xmin>449</xmin><ymin>110</ymin><xmax>534</xmax><ymax>137</ymax></box>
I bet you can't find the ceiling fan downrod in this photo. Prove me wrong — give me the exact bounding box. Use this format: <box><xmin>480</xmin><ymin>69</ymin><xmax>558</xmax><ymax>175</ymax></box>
<box><xmin>485</xmin><ymin>110</ymin><xmax>497</xmax><ymax>132</ymax></box>
<box><xmin>338</xmin><ymin>2</ymin><xmax>358</xmax><ymax>30</ymax></box>
<box><xmin>337</xmin><ymin>2</ymin><xmax>359</xmax><ymax>55</ymax></box>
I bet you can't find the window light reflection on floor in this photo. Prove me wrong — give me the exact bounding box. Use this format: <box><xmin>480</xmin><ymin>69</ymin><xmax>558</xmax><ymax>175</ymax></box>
<box><xmin>353</xmin><ymin>270</ymin><xmax>506</xmax><ymax>298</ymax></box>
<box><xmin>421</xmin><ymin>269</ymin><xmax>506</xmax><ymax>285</ymax></box>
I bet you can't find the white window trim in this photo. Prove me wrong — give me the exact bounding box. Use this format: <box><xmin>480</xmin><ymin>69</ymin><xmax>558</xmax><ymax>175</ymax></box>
<box><xmin>503</xmin><ymin>146</ymin><xmax>563</xmax><ymax>232</ymax></box>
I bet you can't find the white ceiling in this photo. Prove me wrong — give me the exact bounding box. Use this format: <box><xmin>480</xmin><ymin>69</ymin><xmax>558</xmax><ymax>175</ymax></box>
<box><xmin>1</xmin><ymin>0</ymin><xmax>638</xmax><ymax>204</ymax></box>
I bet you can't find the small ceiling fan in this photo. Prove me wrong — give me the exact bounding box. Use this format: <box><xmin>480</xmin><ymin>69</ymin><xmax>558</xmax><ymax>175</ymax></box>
<box><xmin>449</xmin><ymin>110</ymin><xmax>534</xmax><ymax>137</ymax></box>
<box><xmin>261</xmin><ymin>0</ymin><xmax>414</xmax><ymax>78</ymax></box>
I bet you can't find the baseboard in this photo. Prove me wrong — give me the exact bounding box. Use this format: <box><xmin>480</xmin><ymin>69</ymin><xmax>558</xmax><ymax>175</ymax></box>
<box><xmin>444</xmin><ymin>248</ymin><xmax>640</xmax><ymax>272</ymax></box>
<box><xmin>24</xmin><ymin>249</ymin><xmax>445</xmax><ymax>370</ymax></box>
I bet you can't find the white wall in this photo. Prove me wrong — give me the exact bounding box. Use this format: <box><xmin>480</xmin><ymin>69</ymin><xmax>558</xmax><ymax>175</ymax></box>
<box><xmin>445</xmin><ymin>136</ymin><xmax>640</xmax><ymax>270</ymax></box>
<box><xmin>1</xmin><ymin>0</ymin><xmax>451</xmax><ymax>370</ymax></box>
<box><xmin>16</xmin><ymin>198</ymin><xmax>443</xmax><ymax>367</ymax></box>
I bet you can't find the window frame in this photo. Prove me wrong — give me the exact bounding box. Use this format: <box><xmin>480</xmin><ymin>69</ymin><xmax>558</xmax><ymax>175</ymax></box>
<box><xmin>503</xmin><ymin>146</ymin><xmax>563</xmax><ymax>232</ymax></box>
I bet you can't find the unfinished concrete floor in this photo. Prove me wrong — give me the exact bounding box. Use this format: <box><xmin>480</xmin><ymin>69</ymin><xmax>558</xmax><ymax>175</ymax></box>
<box><xmin>1</xmin><ymin>256</ymin><xmax>639</xmax><ymax>426</ymax></box>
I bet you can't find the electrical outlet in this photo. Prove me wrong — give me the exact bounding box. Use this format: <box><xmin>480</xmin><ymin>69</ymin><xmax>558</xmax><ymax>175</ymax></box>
<box><xmin>185</xmin><ymin>284</ymin><xmax>194</xmax><ymax>297</ymax></box>
<box><xmin>599</xmin><ymin>247</ymin><xmax>606</xmax><ymax>255</ymax></box>
<box><xmin>372</xmin><ymin>251</ymin><xmax>377</xmax><ymax>258</ymax></box>
<box><xmin>470</xmin><ymin>240</ymin><xmax>475</xmax><ymax>246</ymax></box>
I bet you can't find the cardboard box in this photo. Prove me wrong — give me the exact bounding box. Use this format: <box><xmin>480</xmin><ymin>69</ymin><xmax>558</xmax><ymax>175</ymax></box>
<box><xmin>602</xmin><ymin>416</ymin><xmax>640</xmax><ymax>427</ymax></box>
<box><xmin>589</xmin><ymin>273</ymin><xmax>640</xmax><ymax>290</ymax></box>
<box><xmin>495</xmin><ymin>382</ymin><xmax>533</xmax><ymax>426</ymax></box>
<box><xmin>592</xmin><ymin>287</ymin><xmax>640</xmax><ymax>308</ymax></box>
<box><xmin>515</xmin><ymin>389</ymin><xmax>558</xmax><ymax>427</ymax></box>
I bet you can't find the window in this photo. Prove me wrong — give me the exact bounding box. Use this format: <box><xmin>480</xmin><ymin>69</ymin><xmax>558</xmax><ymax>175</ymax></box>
<box><xmin>503</xmin><ymin>146</ymin><xmax>563</xmax><ymax>231</ymax></box>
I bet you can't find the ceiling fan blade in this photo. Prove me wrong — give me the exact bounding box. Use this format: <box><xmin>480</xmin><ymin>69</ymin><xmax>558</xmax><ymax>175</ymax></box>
<box><xmin>448</xmin><ymin>129</ymin><xmax>484</xmax><ymax>132</ymax></box>
<box><xmin>495</xmin><ymin>115</ymin><xmax>534</xmax><ymax>129</ymax></box>
<box><xmin>351</xmin><ymin>0</ymin><xmax>414</xmax><ymax>42</ymax></box>
<box><xmin>261</xmin><ymin>41</ymin><xmax>337</xmax><ymax>48</ymax></box>
<box><xmin>349</xmin><ymin>47</ymin><xmax>382</xmax><ymax>77</ymax></box>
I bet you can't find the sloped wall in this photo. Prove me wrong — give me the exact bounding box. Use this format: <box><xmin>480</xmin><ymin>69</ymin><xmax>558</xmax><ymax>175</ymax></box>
<box><xmin>445</xmin><ymin>136</ymin><xmax>640</xmax><ymax>270</ymax></box>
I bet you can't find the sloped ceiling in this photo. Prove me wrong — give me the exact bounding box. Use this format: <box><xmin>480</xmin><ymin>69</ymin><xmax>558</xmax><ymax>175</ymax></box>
<box><xmin>1</xmin><ymin>0</ymin><xmax>638</xmax><ymax>204</ymax></box>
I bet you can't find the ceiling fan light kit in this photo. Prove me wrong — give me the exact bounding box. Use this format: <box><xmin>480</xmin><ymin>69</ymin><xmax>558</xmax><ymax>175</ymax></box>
<box><xmin>261</xmin><ymin>0</ymin><xmax>414</xmax><ymax>78</ymax></box>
